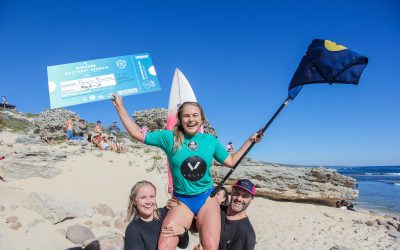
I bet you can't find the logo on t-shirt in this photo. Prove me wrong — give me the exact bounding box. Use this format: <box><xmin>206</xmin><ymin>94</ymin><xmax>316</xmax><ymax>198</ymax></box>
<box><xmin>187</xmin><ymin>141</ymin><xmax>198</xmax><ymax>151</ymax></box>
<box><xmin>181</xmin><ymin>156</ymin><xmax>206</xmax><ymax>181</ymax></box>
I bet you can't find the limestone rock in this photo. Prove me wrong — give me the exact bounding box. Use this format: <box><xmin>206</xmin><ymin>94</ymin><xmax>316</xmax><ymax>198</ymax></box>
<box><xmin>34</xmin><ymin>109</ymin><xmax>80</xmax><ymax>142</ymax></box>
<box><xmin>0</xmin><ymin>147</ymin><xmax>65</xmax><ymax>180</ymax></box>
<box><xmin>15</xmin><ymin>133</ymin><xmax>44</xmax><ymax>145</ymax></box>
<box><xmin>133</xmin><ymin>108</ymin><xmax>166</xmax><ymax>131</ymax></box>
<box><xmin>212</xmin><ymin>158</ymin><xmax>358</xmax><ymax>205</ymax></box>
<box><xmin>22</xmin><ymin>192</ymin><xmax>93</xmax><ymax>224</ymax></box>
<box><xmin>66</xmin><ymin>224</ymin><xmax>95</xmax><ymax>245</ymax></box>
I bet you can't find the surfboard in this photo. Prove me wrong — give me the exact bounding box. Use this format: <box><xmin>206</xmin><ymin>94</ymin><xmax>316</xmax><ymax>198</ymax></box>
<box><xmin>165</xmin><ymin>68</ymin><xmax>203</xmax><ymax>194</ymax></box>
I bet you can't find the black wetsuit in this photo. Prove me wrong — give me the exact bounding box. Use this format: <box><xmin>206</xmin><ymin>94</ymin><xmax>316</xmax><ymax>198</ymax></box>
<box><xmin>219</xmin><ymin>206</ymin><xmax>256</xmax><ymax>250</ymax></box>
<box><xmin>124</xmin><ymin>207</ymin><xmax>189</xmax><ymax>250</ymax></box>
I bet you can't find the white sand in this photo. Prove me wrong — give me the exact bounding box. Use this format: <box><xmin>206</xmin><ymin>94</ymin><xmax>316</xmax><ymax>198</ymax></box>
<box><xmin>0</xmin><ymin>132</ymin><xmax>399</xmax><ymax>249</ymax></box>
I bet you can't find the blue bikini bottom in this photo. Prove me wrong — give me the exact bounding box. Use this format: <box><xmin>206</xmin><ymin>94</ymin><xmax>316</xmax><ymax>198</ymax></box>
<box><xmin>174</xmin><ymin>187</ymin><xmax>213</xmax><ymax>216</ymax></box>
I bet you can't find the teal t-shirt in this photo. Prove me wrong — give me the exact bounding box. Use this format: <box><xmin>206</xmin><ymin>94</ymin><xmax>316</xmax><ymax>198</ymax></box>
<box><xmin>144</xmin><ymin>130</ymin><xmax>229</xmax><ymax>195</ymax></box>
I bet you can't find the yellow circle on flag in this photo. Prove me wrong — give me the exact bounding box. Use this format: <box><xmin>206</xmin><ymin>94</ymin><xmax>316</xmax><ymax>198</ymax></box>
<box><xmin>324</xmin><ymin>40</ymin><xmax>347</xmax><ymax>51</ymax></box>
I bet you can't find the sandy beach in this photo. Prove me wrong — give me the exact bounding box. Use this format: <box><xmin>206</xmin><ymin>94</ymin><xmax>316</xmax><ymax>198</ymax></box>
<box><xmin>1</xmin><ymin>131</ymin><xmax>399</xmax><ymax>250</ymax></box>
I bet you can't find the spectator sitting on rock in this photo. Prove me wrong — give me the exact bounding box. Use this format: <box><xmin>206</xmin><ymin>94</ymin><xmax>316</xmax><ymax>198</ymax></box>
<box><xmin>108</xmin><ymin>134</ymin><xmax>117</xmax><ymax>151</ymax></box>
<box><xmin>108</xmin><ymin>121</ymin><xmax>120</xmax><ymax>144</ymax></box>
<box><xmin>91</xmin><ymin>120</ymin><xmax>103</xmax><ymax>147</ymax></box>
<box><xmin>94</xmin><ymin>120</ymin><xmax>102</xmax><ymax>135</ymax></box>
<box><xmin>77</xmin><ymin>118</ymin><xmax>88</xmax><ymax>138</ymax></box>
<box><xmin>99</xmin><ymin>135</ymin><xmax>111</xmax><ymax>151</ymax></box>
<box><xmin>116</xmin><ymin>138</ymin><xmax>126</xmax><ymax>153</ymax></box>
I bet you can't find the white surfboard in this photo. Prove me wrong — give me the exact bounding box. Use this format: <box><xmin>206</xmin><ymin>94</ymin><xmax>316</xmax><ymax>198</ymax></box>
<box><xmin>166</xmin><ymin>68</ymin><xmax>203</xmax><ymax>193</ymax></box>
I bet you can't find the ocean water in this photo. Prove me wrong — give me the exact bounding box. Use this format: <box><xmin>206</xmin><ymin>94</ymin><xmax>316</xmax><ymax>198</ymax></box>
<box><xmin>331</xmin><ymin>166</ymin><xmax>400</xmax><ymax>216</ymax></box>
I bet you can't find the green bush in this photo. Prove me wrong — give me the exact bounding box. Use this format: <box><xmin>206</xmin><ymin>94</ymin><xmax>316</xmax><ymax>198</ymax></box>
<box><xmin>3</xmin><ymin>117</ymin><xmax>34</xmax><ymax>132</ymax></box>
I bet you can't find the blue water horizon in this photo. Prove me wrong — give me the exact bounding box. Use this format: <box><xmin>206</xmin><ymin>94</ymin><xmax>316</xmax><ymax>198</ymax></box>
<box><xmin>329</xmin><ymin>165</ymin><xmax>400</xmax><ymax>217</ymax></box>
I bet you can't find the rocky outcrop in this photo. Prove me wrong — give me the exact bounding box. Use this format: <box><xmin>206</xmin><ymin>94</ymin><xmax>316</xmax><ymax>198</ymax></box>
<box><xmin>133</xmin><ymin>108</ymin><xmax>217</xmax><ymax>136</ymax></box>
<box><xmin>0</xmin><ymin>146</ymin><xmax>68</xmax><ymax>180</ymax></box>
<box><xmin>212</xmin><ymin>158</ymin><xmax>358</xmax><ymax>205</ymax></box>
<box><xmin>34</xmin><ymin>109</ymin><xmax>81</xmax><ymax>142</ymax></box>
<box><xmin>133</xmin><ymin>108</ymin><xmax>167</xmax><ymax>131</ymax></box>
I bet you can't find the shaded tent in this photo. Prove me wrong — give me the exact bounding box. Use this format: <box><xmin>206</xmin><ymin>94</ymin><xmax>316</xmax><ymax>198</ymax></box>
<box><xmin>1</xmin><ymin>96</ymin><xmax>16</xmax><ymax>110</ymax></box>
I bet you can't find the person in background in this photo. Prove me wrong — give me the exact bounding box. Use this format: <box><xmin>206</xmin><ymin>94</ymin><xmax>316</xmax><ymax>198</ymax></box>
<box><xmin>124</xmin><ymin>181</ymin><xmax>189</xmax><ymax>250</ymax></box>
<box><xmin>65</xmin><ymin>116</ymin><xmax>74</xmax><ymax>141</ymax></box>
<box><xmin>108</xmin><ymin>121</ymin><xmax>120</xmax><ymax>144</ymax></box>
<box><xmin>116</xmin><ymin>138</ymin><xmax>126</xmax><ymax>153</ymax></box>
<box><xmin>91</xmin><ymin>120</ymin><xmax>103</xmax><ymax>148</ymax></box>
<box><xmin>77</xmin><ymin>118</ymin><xmax>88</xmax><ymax>138</ymax></box>
<box><xmin>99</xmin><ymin>135</ymin><xmax>111</xmax><ymax>151</ymax></box>
<box><xmin>225</xmin><ymin>142</ymin><xmax>234</xmax><ymax>153</ymax></box>
<box><xmin>94</xmin><ymin>120</ymin><xmax>102</xmax><ymax>134</ymax></box>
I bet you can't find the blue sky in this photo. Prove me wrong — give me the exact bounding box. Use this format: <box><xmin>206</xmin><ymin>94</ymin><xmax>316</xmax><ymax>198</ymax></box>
<box><xmin>1</xmin><ymin>0</ymin><xmax>399</xmax><ymax>166</ymax></box>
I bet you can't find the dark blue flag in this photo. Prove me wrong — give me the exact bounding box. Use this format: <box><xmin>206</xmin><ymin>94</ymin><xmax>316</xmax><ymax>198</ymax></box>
<box><xmin>288</xmin><ymin>39</ymin><xmax>368</xmax><ymax>99</ymax></box>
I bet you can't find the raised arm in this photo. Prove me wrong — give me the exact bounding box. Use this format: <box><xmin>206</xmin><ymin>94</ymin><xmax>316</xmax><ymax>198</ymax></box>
<box><xmin>111</xmin><ymin>94</ymin><xmax>143</xmax><ymax>141</ymax></box>
<box><xmin>223</xmin><ymin>130</ymin><xmax>263</xmax><ymax>168</ymax></box>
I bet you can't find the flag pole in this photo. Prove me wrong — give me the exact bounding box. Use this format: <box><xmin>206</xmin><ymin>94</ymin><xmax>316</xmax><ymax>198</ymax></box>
<box><xmin>211</xmin><ymin>96</ymin><xmax>291</xmax><ymax>197</ymax></box>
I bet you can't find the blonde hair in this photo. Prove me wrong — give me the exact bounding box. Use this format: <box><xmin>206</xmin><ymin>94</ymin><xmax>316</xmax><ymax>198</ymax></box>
<box><xmin>126</xmin><ymin>181</ymin><xmax>160</xmax><ymax>222</ymax></box>
<box><xmin>173</xmin><ymin>102</ymin><xmax>205</xmax><ymax>152</ymax></box>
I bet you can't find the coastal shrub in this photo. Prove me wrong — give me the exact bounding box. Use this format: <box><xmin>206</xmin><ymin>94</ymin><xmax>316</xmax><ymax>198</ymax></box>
<box><xmin>3</xmin><ymin>116</ymin><xmax>33</xmax><ymax>132</ymax></box>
